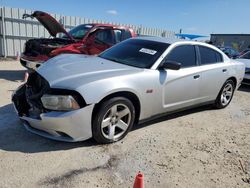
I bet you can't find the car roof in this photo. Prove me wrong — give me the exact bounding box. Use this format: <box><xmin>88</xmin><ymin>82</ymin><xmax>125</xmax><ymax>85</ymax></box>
<box><xmin>135</xmin><ymin>36</ymin><xmax>184</xmax><ymax>44</ymax></box>
<box><xmin>134</xmin><ymin>36</ymin><xmax>214</xmax><ymax>47</ymax></box>
<box><xmin>133</xmin><ymin>36</ymin><xmax>230</xmax><ymax>61</ymax></box>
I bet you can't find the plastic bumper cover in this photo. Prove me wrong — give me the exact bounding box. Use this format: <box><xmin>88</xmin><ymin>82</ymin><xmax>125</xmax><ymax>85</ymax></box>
<box><xmin>16</xmin><ymin>104</ymin><xmax>95</xmax><ymax>142</ymax></box>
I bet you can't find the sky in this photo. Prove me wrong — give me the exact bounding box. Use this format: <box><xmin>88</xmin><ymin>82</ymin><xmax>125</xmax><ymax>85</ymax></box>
<box><xmin>1</xmin><ymin>0</ymin><xmax>249</xmax><ymax>35</ymax></box>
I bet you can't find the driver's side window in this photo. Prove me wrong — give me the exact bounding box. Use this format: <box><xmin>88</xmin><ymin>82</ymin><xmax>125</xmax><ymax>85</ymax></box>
<box><xmin>166</xmin><ymin>45</ymin><xmax>197</xmax><ymax>68</ymax></box>
<box><xmin>94</xmin><ymin>29</ymin><xmax>115</xmax><ymax>45</ymax></box>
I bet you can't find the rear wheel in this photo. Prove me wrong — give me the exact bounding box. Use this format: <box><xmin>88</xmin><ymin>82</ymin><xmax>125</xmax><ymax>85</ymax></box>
<box><xmin>214</xmin><ymin>80</ymin><xmax>235</xmax><ymax>109</ymax></box>
<box><xmin>92</xmin><ymin>97</ymin><xmax>135</xmax><ymax>144</ymax></box>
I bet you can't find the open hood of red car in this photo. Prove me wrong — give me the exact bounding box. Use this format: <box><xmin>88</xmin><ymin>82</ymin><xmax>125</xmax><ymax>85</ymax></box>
<box><xmin>23</xmin><ymin>11</ymin><xmax>74</xmax><ymax>40</ymax></box>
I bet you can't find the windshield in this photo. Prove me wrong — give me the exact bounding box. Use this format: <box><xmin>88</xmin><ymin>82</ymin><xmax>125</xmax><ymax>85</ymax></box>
<box><xmin>62</xmin><ymin>24</ymin><xmax>93</xmax><ymax>40</ymax></box>
<box><xmin>99</xmin><ymin>39</ymin><xmax>170</xmax><ymax>68</ymax></box>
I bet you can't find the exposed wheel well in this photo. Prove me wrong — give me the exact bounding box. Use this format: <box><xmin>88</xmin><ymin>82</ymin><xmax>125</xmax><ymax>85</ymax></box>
<box><xmin>217</xmin><ymin>77</ymin><xmax>237</xmax><ymax>97</ymax></box>
<box><xmin>92</xmin><ymin>91</ymin><xmax>141</xmax><ymax>124</ymax></box>
<box><xmin>227</xmin><ymin>77</ymin><xmax>237</xmax><ymax>88</ymax></box>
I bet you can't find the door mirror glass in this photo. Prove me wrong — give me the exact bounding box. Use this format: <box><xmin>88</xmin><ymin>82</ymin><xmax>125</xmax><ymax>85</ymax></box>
<box><xmin>160</xmin><ymin>60</ymin><xmax>181</xmax><ymax>70</ymax></box>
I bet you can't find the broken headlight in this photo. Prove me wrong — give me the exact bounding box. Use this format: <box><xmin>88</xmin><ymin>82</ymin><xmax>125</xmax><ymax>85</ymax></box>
<box><xmin>41</xmin><ymin>94</ymin><xmax>80</xmax><ymax>111</ymax></box>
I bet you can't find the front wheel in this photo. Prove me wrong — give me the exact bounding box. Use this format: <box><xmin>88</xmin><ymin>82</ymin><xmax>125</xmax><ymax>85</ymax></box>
<box><xmin>92</xmin><ymin>97</ymin><xmax>135</xmax><ymax>144</ymax></box>
<box><xmin>214</xmin><ymin>80</ymin><xmax>235</xmax><ymax>109</ymax></box>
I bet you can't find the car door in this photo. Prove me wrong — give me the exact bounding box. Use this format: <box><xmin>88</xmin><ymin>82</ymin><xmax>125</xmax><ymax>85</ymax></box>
<box><xmin>86</xmin><ymin>29</ymin><xmax>115</xmax><ymax>55</ymax></box>
<box><xmin>197</xmin><ymin>45</ymin><xmax>229</xmax><ymax>102</ymax></box>
<box><xmin>111</xmin><ymin>29</ymin><xmax>132</xmax><ymax>44</ymax></box>
<box><xmin>162</xmin><ymin>45</ymin><xmax>203</xmax><ymax>112</ymax></box>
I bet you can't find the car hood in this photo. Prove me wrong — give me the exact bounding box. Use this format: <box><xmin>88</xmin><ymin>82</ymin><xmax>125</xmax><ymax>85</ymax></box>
<box><xmin>37</xmin><ymin>54</ymin><xmax>143</xmax><ymax>89</ymax></box>
<box><xmin>23</xmin><ymin>11</ymin><xmax>74</xmax><ymax>40</ymax></box>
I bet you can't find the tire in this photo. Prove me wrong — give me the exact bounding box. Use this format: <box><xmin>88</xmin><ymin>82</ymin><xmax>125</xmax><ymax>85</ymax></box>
<box><xmin>92</xmin><ymin>97</ymin><xmax>135</xmax><ymax>144</ymax></box>
<box><xmin>214</xmin><ymin>79</ymin><xmax>235</xmax><ymax>109</ymax></box>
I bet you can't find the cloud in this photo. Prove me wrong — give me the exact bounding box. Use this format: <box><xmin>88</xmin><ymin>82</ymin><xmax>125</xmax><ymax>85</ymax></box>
<box><xmin>106</xmin><ymin>10</ymin><xmax>118</xmax><ymax>15</ymax></box>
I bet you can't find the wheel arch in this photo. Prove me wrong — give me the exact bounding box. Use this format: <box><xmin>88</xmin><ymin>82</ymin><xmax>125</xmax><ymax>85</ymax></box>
<box><xmin>226</xmin><ymin>76</ymin><xmax>237</xmax><ymax>88</ymax></box>
<box><xmin>214</xmin><ymin>76</ymin><xmax>237</xmax><ymax>109</ymax></box>
<box><xmin>217</xmin><ymin>76</ymin><xmax>237</xmax><ymax>97</ymax></box>
<box><xmin>92</xmin><ymin>91</ymin><xmax>141</xmax><ymax>125</ymax></box>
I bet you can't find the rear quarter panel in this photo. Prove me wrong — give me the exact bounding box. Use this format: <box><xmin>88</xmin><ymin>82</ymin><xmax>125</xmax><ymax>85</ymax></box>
<box><xmin>226</xmin><ymin>59</ymin><xmax>245</xmax><ymax>89</ymax></box>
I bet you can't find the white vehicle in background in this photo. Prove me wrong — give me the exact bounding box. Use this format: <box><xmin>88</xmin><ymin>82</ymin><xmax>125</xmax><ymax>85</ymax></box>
<box><xmin>236</xmin><ymin>51</ymin><xmax>250</xmax><ymax>85</ymax></box>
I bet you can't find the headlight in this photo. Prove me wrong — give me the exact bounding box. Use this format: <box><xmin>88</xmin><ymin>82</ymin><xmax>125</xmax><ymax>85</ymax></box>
<box><xmin>41</xmin><ymin>95</ymin><xmax>80</xmax><ymax>111</ymax></box>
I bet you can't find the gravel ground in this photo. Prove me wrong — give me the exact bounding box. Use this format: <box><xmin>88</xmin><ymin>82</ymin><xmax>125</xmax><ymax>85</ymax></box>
<box><xmin>0</xmin><ymin>60</ymin><xmax>249</xmax><ymax>188</ymax></box>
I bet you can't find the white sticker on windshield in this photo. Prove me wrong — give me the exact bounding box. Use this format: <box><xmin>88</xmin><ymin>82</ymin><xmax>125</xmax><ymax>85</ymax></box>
<box><xmin>139</xmin><ymin>48</ymin><xmax>157</xmax><ymax>55</ymax></box>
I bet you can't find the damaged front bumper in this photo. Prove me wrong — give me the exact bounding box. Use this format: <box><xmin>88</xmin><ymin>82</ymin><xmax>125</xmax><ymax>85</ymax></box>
<box><xmin>12</xmin><ymin>84</ymin><xmax>94</xmax><ymax>142</ymax></box>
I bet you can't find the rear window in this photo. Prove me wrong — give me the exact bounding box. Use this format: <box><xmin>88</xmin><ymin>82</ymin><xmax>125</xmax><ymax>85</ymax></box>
<box><xmin>99</xmin><ymin>39</ymin><xmax>169</xmax><ymax>68</ymax></box>
<box><xmin>199</xmin><ymin>46</ymin><xmax>223</xmax><ymax>65</ymax></box>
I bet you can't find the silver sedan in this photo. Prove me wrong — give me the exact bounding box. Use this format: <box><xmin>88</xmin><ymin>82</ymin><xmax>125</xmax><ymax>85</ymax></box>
<box><xmin>12</xmin><ymin>37</ymin><xmax>245</xmax><ymax>143</ymax></box>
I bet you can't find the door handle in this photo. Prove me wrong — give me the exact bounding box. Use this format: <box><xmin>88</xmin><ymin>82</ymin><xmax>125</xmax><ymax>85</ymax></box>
<box><xmin>222</xmin><ymin>69</ymin><xmax>227</xmax><ymax>72</ymax></box>
<box><xmin>193</xmin><ymin>75</ymin><xmax>200</xmax><ymax>79</ymax></box>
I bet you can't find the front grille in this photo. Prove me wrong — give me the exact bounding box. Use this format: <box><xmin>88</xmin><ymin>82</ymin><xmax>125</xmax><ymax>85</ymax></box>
<box><xmin>25</xmin><ymin>72</ymin><xmax>50</xmax><ymax>118</ymax></box>
<box><xmin>13</xmin><ymin>72</ymin><xmax>86</xmax><ymax>116</ymax></box>
<box><xmin>12</xmin><ymin>72</ymin><xmax>49</xmax><ymax>117</ymax></box>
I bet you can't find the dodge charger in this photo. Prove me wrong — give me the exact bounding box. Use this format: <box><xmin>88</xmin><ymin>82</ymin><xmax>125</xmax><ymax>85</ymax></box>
<box><xmin>12</xmin><ymin>37</ymin><xmax>245</xmax><ymax>143</ymax></box>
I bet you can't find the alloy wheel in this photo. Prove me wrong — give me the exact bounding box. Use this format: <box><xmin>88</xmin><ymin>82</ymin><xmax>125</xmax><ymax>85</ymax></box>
<box><xmin>220</xmin><ymin>82</ymin><xmax>233</xmax><ymax>106</ymax></box>
<box><xmin>101</xmin><ymin>103</ymin><xmax>131</xmax><ymax>140</ymax></box>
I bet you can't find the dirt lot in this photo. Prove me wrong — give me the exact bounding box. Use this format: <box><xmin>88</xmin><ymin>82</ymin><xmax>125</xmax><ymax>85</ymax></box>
<box><xmin>0</xmin><ymin>60</ymin><xmax>249</xmax><ymax>188</ymax></box>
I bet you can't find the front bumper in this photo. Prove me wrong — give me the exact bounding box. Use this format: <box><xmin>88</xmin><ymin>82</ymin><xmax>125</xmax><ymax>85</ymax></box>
<box><xmin>12</xmin><ymin>85</ymin><xmax>94</xmax><ymax>142</ymax></box>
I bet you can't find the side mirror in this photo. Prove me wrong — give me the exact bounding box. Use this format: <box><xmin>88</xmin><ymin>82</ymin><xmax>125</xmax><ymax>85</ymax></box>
<box><xmin>160</xmin><ymin>60</ymin><xmax>181</xmax><ymax>70</ymax></box>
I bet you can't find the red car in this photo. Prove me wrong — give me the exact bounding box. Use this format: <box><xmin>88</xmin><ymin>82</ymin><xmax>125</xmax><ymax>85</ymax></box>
<box><xmin>20</xmin><ymin>11</ymin><xmax>136</xmax><ymax>70</ymax></box>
